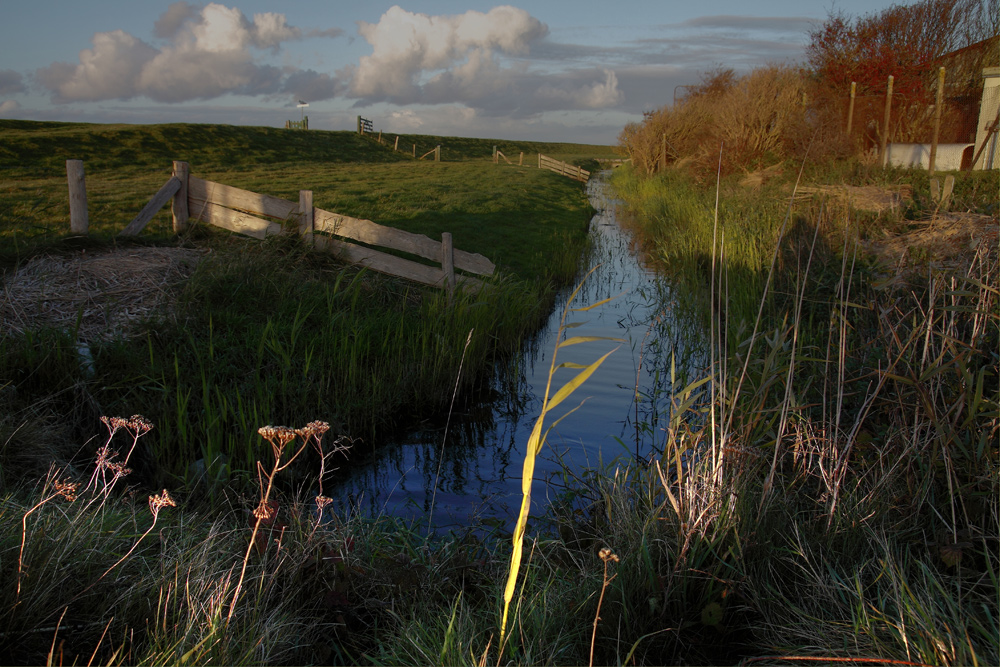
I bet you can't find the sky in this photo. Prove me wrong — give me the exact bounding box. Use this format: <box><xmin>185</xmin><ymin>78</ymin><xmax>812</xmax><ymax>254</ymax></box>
<box><xmin>0</xmin><ymin>0</ymin><xmax>907</xmax><ymax>144</ymax></box>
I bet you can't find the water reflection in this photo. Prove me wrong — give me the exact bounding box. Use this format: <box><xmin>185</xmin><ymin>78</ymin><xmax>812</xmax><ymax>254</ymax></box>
<box><xmin>328</xmin><ymin>174</ymin><xmax>709</xmax><ymax>532</ymax></box>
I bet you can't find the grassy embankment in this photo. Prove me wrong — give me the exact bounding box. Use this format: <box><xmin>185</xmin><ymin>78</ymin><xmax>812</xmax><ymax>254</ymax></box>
<box><xmin>595</xmin><ymin>158</ymin><xmax>998</xmax><ymax>665</ymax></box>
<box><xmin>0</xmin><ymin>120</ymin><xmax>610</xmax><ymax>482</ymax></box>
<box><xmin>0</xmin><ymin>120</ymin><xmax>613</xmax><ymax>663</ymax></box>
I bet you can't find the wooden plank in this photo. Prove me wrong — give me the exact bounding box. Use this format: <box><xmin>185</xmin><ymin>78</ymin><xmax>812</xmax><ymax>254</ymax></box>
<box><xmin>315</xmin><ymin>235</ymin><xmax>445</xmax><ymax>287</ymax></box>
<box><xmin>172</xmin><ymin>161</ymin><xmax>189</xmax><ymax>234</ymax></box>
<box><xmin>299</xmin><ymin>190</ymin><xmax>313</xmax><ymax>242</ymax></box>
<box><xmin>315</xmin><ymin>236</ymin><xmax>484</xmax><ymax>291</ymax></box>
<box><xmin>540</xmin><ymin>154</ymin><xmax>590</xmax><ymax>180</ymax></box>
<box><xmin>195</xmin><ymin>200</ymin><xmax>283</xmax><ymax>239</ymax></box>
<box><xmin>441</xmin><ymin>232</ymin><xmax>455</xmax><ymax>295</ymax></box>
<box><xmin>540</xmin><ymin>155</ymin><xmax>589</xmax><ymax>182</ymax></box>
<box><xmin>314</xmin><ymin>208</ymin><xmax>494</xmax><ymax>276</ymax></box>
<box><xmin>188</xmin><ymin>176</ymin><xmax>297</xmax><ymax>221</ymax></box>
<box><xmin>120</xmin><ymin>176</ymin><xmax>181</xmax><ymax>236</ymax></box>
<box><xmin>66</xmin><ymin>159</ymin><xmax>88</xmax><ymax>235</ymax></box>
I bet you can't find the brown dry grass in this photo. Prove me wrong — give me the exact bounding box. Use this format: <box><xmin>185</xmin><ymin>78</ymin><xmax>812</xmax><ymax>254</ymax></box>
<box><xmin>0</xmin><ymin>247</ymin><xmax>205</xmax><ymax>342</ymax></box>
<box><xmin>862</xmin><ymin>211</ymin><xmax>999</xmax><ymax>282</ymax></box>
<box><xmin>793</xmin><ymin>183</ymin><xmax>915</xmax><ymax>214</ymax></box>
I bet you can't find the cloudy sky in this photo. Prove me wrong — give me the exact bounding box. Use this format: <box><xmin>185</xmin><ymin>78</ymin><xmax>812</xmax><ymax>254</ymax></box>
<box><xmin>1</xmin><ymin>0</ymin><xmax>903</xmax><ymax>144</ymax></box>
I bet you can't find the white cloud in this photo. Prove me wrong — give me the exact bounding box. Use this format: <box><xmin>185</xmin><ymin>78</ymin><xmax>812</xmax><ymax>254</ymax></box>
<box><xmin>35</xmin><ymin>3</ymin><xmax>334</xmax><ymax>104</ymax></box>
<box><xmin>36</xmin><ymin>30</ymin><xmax>158</xmax><ymax>103</ymax></box>
<box><xmin>0</xmin><ymin>99</ymin><xmax>21</xmax><ymax>115</ymax></box>
<box><xmin>350</xmin><ymin>5</ymin><xmax>547</xmax><ymax>102</ymax></box>
<box><xmin>537</xmin><ymin>69</ymin><xmax>623</xmax><ymax>109</ymax></box>
<box><xmin>388</xmin><ymin>108</ymin><xmax>426</xmax><ymax>130</ymax></box>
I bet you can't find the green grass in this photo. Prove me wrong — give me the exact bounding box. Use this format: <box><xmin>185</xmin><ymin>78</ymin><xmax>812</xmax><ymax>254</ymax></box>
<box><xmin>3</xmin><ymin>119</ymin><xmax>996</xmax><ymax>666</ymax></box>
<box><xmin>0</xmin><ymin>119</ymin><xmax>603</xmax><ymax>491</ymax></box>
<box><xmin>0</xmin><ymin>120</ymin><xmax>604</xmax><ymax>281</ymax></box>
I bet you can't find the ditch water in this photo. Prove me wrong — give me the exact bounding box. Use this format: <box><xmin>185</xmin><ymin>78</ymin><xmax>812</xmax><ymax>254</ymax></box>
<box><xmin>329</xmin><ymin>174</ymin><xmax>709</xmax><ymax>532</ymax></box>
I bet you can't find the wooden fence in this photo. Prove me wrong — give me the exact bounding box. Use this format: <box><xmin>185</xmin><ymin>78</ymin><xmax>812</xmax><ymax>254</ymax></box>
<box><xmin>67</xmin><ymin>160</ymin><xmax>494</xmax><ymax>294</ymax></box>
<box><xmin>538</xmin><ymin>154</ymin><xmax>590</xmax><ymax>182</ymax></box>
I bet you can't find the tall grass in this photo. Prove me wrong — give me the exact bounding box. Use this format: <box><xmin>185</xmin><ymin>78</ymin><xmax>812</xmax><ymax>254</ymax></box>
<box><xmin>2</xmin><ymin>198</ymin><xmax>995</xmax><ymax>664</ymax></box>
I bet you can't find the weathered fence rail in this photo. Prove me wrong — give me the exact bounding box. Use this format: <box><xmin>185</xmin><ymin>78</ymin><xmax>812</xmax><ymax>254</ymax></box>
<box><xmin>68</xmin><ymin>160</ymin><xmax>493</xmax><ymax>294</ymax></box>
<box><xmin>538</xmin><ymin>154</ymin><xmax>589</xmax><ymax>182</ymax></box>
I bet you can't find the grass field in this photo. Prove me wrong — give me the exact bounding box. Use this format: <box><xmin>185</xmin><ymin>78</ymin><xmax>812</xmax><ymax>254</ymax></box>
<box><xmin>0</xmin><ymin>119</ymin><xmax>612</xmax><ymax>481</ymax></box>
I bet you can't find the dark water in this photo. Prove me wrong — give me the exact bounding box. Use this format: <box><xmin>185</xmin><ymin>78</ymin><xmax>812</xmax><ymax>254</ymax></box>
<box><xmin>329</xmin><ymin>174</ymin><xmax>708</xmax><ymax>532</ymax></box>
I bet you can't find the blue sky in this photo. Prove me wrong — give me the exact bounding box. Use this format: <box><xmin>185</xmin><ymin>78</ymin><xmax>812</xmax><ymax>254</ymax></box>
<box><xmin>1</xmin><ymin>1</ymin><xmax>906</xmax><ymax>144</ymax></box>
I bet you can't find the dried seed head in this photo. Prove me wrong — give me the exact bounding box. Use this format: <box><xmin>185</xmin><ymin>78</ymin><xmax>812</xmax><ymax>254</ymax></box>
<box><xmin>127</xmin><ymin>415</ymin><xmax>153</xmax><ymax>434</ymax></box>
<box><xmin>275</xmin><ymin>427</ymin><xmax>297</xmax><ymax>446</ymax></box>
<box><xmin>258</xmin><ymin>425</ymin><xmax>297</xmax><ymax>446</ymax></box>
<box><xmin>307</xmin><ymin>420</ymin><xmax>330</xmax><ymax>437</ymax></box>
<box><xmin>598</xmin><ymin>547</ymin><xmax>619</xmax><ymax>563</ymax></box>
<box><xmin>148</xmin><ymin>489</ymin><xmax>176</xmax><ymax>517</ymax></box>
<box><xmin>108</xmin><ymin>461</ymin><xmax>132</xmax><ymax>479</ymax></box>
<box><xmin>315</xmin><ymin>495</ymin><xmax>332</xmax><ymax>511</ymax></box>
<box><xmin>54</xmin><ymin>478</ymin><xmax>79</xmax><ymax>502</ymax></box>
<box><xmin>253</xmin><ymin>499</ymin><xmax>277</xmax><ymax>520</ymax></box>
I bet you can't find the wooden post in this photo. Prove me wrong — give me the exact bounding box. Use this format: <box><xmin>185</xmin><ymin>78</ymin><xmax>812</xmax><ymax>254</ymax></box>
<box><xmin>435</xmin><ymin>145</ymin><xmax>441</xmax><ymax>162</ymax></box>
<box><xmin>67</xmin><ymin>159</ymin><xmax>88</xmax><ymax>235</ymax></box>
<box><xmin>394</xmin><ymin>136</ymin><xmax>399</xmax><ymax>151</ymax></box>
<box><xmin>880</xmin><ymin>75</ymin><xmax>894</xmax><ymax>166</ymax></box>
<box><xmin>413</xmin><ymin>144</ymin><xmax>416</xmax><ymax>158</ymax></box>
<box><xmin>357</xmin><ymin>116</ymin><xmax>362</xmax><ymax>134</ymax></box>
<box><xmin>299</xmin><ymin>190</ymin><xmax>314</xmax><ymax>244</ymax></box>
<box><xmin>660</xmin><ymin>133</ymin><xmax>667</xmax><ymax>171</ymax></box>
<box><xmin>929</xmin><ymin>67</ymin><xmax>945</xmax><ymax>176</ymax></box>
<box><xmin>440</xmin><ymin>232</ymin><xmax>455</xmax><ymax>298</ymax></box>
<box><xmin>538</xmin><ymin>153</ymin><xmax>542</xmax><ymax>169</ymax></box>
<box><xmin>378</xmin><ymin>130</ymin><xmax>382</xmax><ymax>144</ymax></box>
<box><xmin>172</xmin><ymin>161</ymin><xmax>189</xmax><ymax>234</ymax></box>
<box><xmin>846</xmin><ymin>81</ymin><xmax>857</xmax><ymax>136</ymax></box>
<box><xmin>519</xmin><ymin>152</ymin><xmax>523</xmax><ymax>166</ymax></box>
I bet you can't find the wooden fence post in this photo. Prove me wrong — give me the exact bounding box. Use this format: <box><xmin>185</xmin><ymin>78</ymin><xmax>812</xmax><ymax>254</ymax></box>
<box><xmin>395</xmin><ymin>136</ymin><xmax>399</xmax><ymax>151</ymax></box>
<box><xmin>435</xmin><ymin>145</ymin><xmax>441</xmax><ymax>162</ymax></box>
<box><xmin>413</xmin><ymin>144</ymin><xmax>416</xmax><ymax>158</ymax></box>
<box><xmin>846</xmin><ymin>81</ymin><xmax>856</xmax><ymax>136</ymax></box>
<box><xmin>660</xmin><ymin>133</ymin><xmax>666</xmax><ymax>171</ymax></box>
<box><xmin>519</xmin><ymin>152</ymin><xmax>523</xmax><ymax>166</ymax></box>
<box><xmin>929</xmin><ymin>67</ymin><xmax>945</xmax><ymax>176</ymax></box>
<box><xmin>67</xmin><ymin>159</ymin><xmax>88</xmax><ymax>235</ymax></box>
<box><xmin>880</xmin><ymin>75</ymin><xmax>894</xmax><ymax>166</ymax></box>
<box><xmin>440</xmin><ymin>232</ymin><xmax>455</xmax><ymax>298</ymax></box>
<box><xmin>299</xmin><ymin>190</ymin><xmax>314</xmax><ymax>244</ymax></box>
<box><xmin>172</xmin><ymin>161</ymin><xmax>189</xmax><ymax>234</ymax></box>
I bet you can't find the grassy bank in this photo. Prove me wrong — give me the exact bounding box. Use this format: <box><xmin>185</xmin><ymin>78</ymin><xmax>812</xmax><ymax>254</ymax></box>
<box><xmin>0</xmin><ymin>120</ymin><xmax>605</xmax><ymax>486</ymax></box>
<box><xmin>597</xmin><ymin>159</ymin><xmax>999</xmax><ymax>664</ymax></box>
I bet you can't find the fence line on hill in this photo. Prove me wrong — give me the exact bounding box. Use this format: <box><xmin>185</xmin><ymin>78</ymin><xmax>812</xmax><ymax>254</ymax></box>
<box><xmin>64</xmin><ymin>160</ymin><xmax>494</xmax><ymax>295</ymax></box>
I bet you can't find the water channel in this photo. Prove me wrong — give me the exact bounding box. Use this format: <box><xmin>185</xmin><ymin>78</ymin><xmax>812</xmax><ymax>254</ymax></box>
<box><xmin>329</xmin><ymin>174</ymin><xmax>709</xmax><ymax>532</ymax></box>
